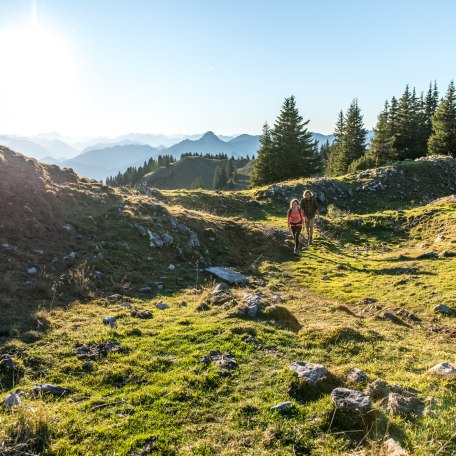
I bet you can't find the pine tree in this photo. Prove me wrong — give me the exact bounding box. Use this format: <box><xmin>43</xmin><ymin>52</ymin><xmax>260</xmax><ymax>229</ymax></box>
<box><xmin>213</xmin><ymin>165</ymin><xmax>228</xmax><ymax>189</ymax></box>
<box><xmin>270</xmin><ymin>95</ymin><xmax>319</xmax><ymax>181</ymax></box>
<box><xmin>319</xmin><ymin>140</ymin><xmax>331</xmax><ymax>162</ymax></box>
<box><xmin>250</xmin><ymin>122</ymin><xmax>274</xmax><ymax>186</ymax></box>
<box><xmin>369</xmin><ymin>101</ymin><xmax>396</xmax><ymax>164</ymax></box>
<box><xmin>428</xmin><ymin>80</ymin><xmax>456</xmax><ymax>157</ymax></box>
<box><xmin>325</xmin><ymin>110</ymin><xmax>346</xmax><ymax>176</ymax></box>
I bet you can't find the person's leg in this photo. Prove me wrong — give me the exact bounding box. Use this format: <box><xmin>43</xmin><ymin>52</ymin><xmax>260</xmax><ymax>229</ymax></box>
<box><xmin>308</xmin><ymin>218</ymin><xmax>315</xmax><ymax>244</ymax></box>
<box><xmin>304</xmin><ymin>220</ymin><xmax>310</xmax><ymax>246</ymax></box>
<box><xmin>295</xmin><ymin>227</ymin><xmax>302</xmax><ymax>251</ymax></box>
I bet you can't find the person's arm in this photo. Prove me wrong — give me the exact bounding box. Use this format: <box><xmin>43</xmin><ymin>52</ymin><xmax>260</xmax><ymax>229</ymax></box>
<box><xmin>300</xmin><ymin>209</ymin><xmax>305</xmax><ymax>227</ymax></box>
<box><xmin>287</xmin><ymin>210</ymin><xmax>291</xmax><ymax>232</ymax></box>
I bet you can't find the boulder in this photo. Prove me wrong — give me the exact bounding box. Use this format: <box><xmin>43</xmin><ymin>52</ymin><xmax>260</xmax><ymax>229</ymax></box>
<box><xmin>155</xmin><ymin>300</ymin><xmax>169</xmax><ymax>310</ymax></box>
<box><xmin>330</xmin><ymin>388</ymin><xmax>372</xmax><ymax>414</ymax></box>
<box><xmin>289</xmin><ymin>361</ymin><xmax>328</xmax><ymax>384</ymax></box>
<box><xmin>32</xmin><ymin>383</ymin><xmax>70</xmax><ymax>396</ymax></box>
<box><xmin>102</xmin><ymin>316</ymin><xmax>117</xmax><ymax>328</ymax></box>
<box><xmin>386</xmin><ymin>393</ymin><xmax>424</xmax><ymax>417</ymax></box>
<box><xmin>433</xmin><ymin>304</ymin><xmax>455</xmax><ymax>316</ymax></box>
<box><xmin>4</xmin><ymin>393</ymin><xmax>21</xmax><ymax>408</ymax></box>
<box><xmin>428</xmin><ymin>362</ymin><xmax>456</xmax><ymax>376</ymax></box>
<box><xmin>346</xmin><ymin>368</ymin><xmax>369</xmax><ymax>384</ymax></box>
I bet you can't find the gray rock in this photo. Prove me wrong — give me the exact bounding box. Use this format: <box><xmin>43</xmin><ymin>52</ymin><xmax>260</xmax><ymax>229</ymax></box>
<box><xmin>155</xmin><ymin>300</ymin><xmax>169</xmax><ymax>310</ymax></box>
<box><xmin>289</xmin><ymin>361</ymin><xmax>328</xmax><ymax>384</ymax></box>
<box><xmin>270</xmin><ymin>401</ymin><xmax>293</xmax><ymax>413</ymax></box>
<box><xmin>205</xmin><ymin>267</ymin><xmax>247</xmax><ymax>284</ymax></box>
<box><xmin>161</xmin><ymin>233</ymin><xmax>174</xmax><ymax>247</ymax></box>
<box><xmin>365</xmin><ymin>379</ymin><xmax>391</xmax><ymax>400</ymax></box>
<box><xmin>433</xmin><ymin>304</ymin><xmax>455</xmax><ymax>316</ymax></box>
<box><xmin>138</xmin><ymin>286</ymin><xmax>152</xmax><ymax>293</ymax></box>
<box><xmin>133</xmin><ymin>224</ymin><xmax>147</xmax><ymax>237</ymax></box>
<box><xmin>107</xmin><ymin>294</ymin><xmax>122</xmax><ymax>300</ymax></box>
<box><xmin>209</xmin><ymin>282</ymin><xmax>231</xmax><ymax>296</ymax></box>
<box><xmin>121</xmin><ymin>302</ymin><xmax>132</xmax><ymax>308</ymax></box>
<box><xmin>102</xmin><ymin>316</ymin><xmax>117</xmax><ymax>327</ymax></box>
<box><xmin>32</xmin><ymin>384</ymin><xmax>70</xmax><ymax>396</ymax></box>
<box><xmin>346</xmin><ymin>368</ymin><xmax>369</xmax><ymax>384</ymax></box>
<box><xmin>179</xmin><ymin>300</ymin><xmax>187</xmax><ymax>307</ymax></box>
<box><xmin>386</xmin><ymin>393</ymin><xmax>424</xmax><ymax>417</ymax></box>
<box><xmin>330</xmin><ymin>388</ymin><xmax>372</xmax><ymax>413</ymax></box>
<box><xmin>147</xmin><ymin>230</ymin><xmax>164</xmax><ymax>248</ymax></box>
<box><xmin>383</xmin><ymin>438</ymin><xmax>409</xmax><ymax>456</ymax></box>
<box><xmin>131</xmin><ymin>309</ymin><xmax>152</xmax><ymax>319</ymax></box>
<box><xmin>215</xmin><ymin>354</ymin><xmax>237</xmax><ymax>369</ymax></box>
<box><xmin>188</xmin><ymin>231</ymin><xmax>200</xmax><ymax>248</ymax></box>
<box><xmin>27</xmin><ymin>267</ymin><xmax>37</xmax><ymax>275</ymax></box>
<box><xmin>428</xmin><ymin>362</ymin><xmax>456</xmax><ymax>376</ymax></box>
<box><xmin>4</xmin><ymin>393</ymin><xmax>21</xmax><ymax>408</ymax></box>
<box><xmin>272</xmin><ymin>294</ymin><xmax>281</xmax><ymax>302</ymax></box>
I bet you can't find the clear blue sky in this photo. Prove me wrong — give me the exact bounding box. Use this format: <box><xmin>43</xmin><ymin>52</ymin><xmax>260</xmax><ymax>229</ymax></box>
<box><xmin>0</xmin><ymin>0</ymin><xmax>455</xmax><ymax>137</ymax></box>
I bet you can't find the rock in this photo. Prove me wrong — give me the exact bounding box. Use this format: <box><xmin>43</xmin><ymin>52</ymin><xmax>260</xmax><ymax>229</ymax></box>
<box><xmin>4</xmin><ymin>393</ymin><xmax>21</xmax><ymax>408</ymax></box>
<box><xmin>188</xmin><ymin>231</ymin><xmax>200</xmax><ymax>248</ymax></box>
<box><xmin>74</xmin><ymin>340</ymin><xmax>121</xmax><ymax>359</ymax></box>
<box><xmin>179</xmin><ymin>300</ymin><xmax>187</xmax><ymax>307</ymax></box>
<box><xmin>272</xmin><ymin>294</ymin><xmax>281</xmax><ymax>302</ymax></box>
<box><xmin>330</xmin><ymin>388</ymin><xmax>372</xmax><ymax>414</ymax></box>
<box><xmin>161</xmin><ymin>233</ymin><xmax>173</xmax><ymax>247</ymax></box>
<box><xmin>365</xmin><ymin>379</ymin><xmax>391</xmax><ymax>400</ymax></box>
<box><xmin>428</xmin><ymin>362</ymin><xmax>456</xmax><ymax>376</ymax></box>
<box><xmin>107</xmin><ymin>294</ymin><xmax>122</xmax><ymax>300</ymax></box>
<box><xmin>62</xmin><ymin>224</ymin><xmax>72</xmax><ymax>231</ymax></box>
<box><xmin>131</xmin><ymin>309</ymin><xmax>152</xmax><ymax>319</ymax></box>
<box><xmin>321</xmin><ymin>275</ymin><xmax>330</xmax><ymax>281</ymax></box>
<box><xmin>270</xmin><ymin>401</ymin><xmax>293</xmax><ymax>413</ymax></box>
<box><xmin>63</xmin><ymin>251</ymin><xmax>77</xmax><ymax>261</ymax></box>
<box><xmin>289</xmin><ymin>361</ymin><xmax>328</xmax><ymax>384</ymax></box>
<box><xmin>155</xmin><ymin>300</ymin><xmax>169</xmax><ymax>310</ymax></box>
<box><xmin>102</xmin><ymin>316</ymin><xmax>117</xmax><ymax>327</ymax></box>
<box><xmin>27</xmin><ymin>267</ymin><xmax>37</xmax><ymax>275</ymax></box>
<box><xmin>440</xmin><ymin>250</ymin><xmax>456</xmax><ymax>258</ymax></box>
<box><xmin>138</xmin><ymin>287</ymin><xmax>152</xmax><ymax>293</ymax></box>
<box><xmin>147</xmin><ymin>230</ymin><xmax>164</xmax><ymax>248</ymax></box>
<box><xmin>383</xmin><ymin>438</ymin><xmax>409</xmax><ymax>456</ymax></box>
<box><xmin>32</xmin><ymin>383</ymin><xmax>70</xmax><ymax>396</ymax></box>
<box><xmin>434</xmin><ymin>234</ymin><xmax>445</xmax><ymax>243</ymax></box>
<box><xmin>205</xmin><ymin>267</ymin><xmax>247</xmax><ymax>284</ymax></box>
<box><xmin>386</xmin><ymin>393</ymin><xmax>424</xmax><ymax>417</ymax></box>
<box><xmin>121</xmin><ymin>302</ymin><xmax>132</xmax><ymax>308</ymax></box>
<box><xmin>215</xmin><ymin>354</ymin><xmax>238</xmax><ymax>369</ymax></box>
<box><xmin>243</xmin><ymin>335</ymin><xmax>260</xmax><ymax>346</ymax></box>
<box><xmin>209</xmin><ymin>282</ymin><xmax>232</xmax><ymax>296</ymax></box>
<box><xmin>433</xmin><ymin>304</ymin><xmax>455</xmax><ymax>316</ymax></box>
<box><xmin>168</xmin><ymin>264</ymin><xmax>175</xmax><ymax>270</ymax></box>
<box><xmin>416</xmin><ymin>251</ymin><xmax>438</xmax><ymax>260</ymax></box>
<box><xmin>346</xmin><ymin>368</ymin><xmax>369</xmax><ymax>384</ymax></box>
<box><xmin>133</xmin><ymin>224</ymin><xmax>147</xmax><ymax>237</ymax></box>
<box><xmin>33</xmin><ymin>249</ymin><xmax>44</xmax><ymax>255</ymax></box>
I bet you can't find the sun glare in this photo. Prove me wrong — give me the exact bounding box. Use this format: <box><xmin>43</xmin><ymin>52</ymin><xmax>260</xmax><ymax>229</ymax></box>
<box><xmin>0</xmin><ymin>23</ymin><xmax>86</xmax><ymax>134</ymax></box>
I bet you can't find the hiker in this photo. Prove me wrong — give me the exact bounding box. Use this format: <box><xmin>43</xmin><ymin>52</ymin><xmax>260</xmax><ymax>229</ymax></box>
<box><xmin>300</xmin><ymin>190</ymin><xmax>319</xmax><ymax>246</ymax></box>
<box><xmin>287</xmin><ymin>198</ymin><xmax>304</xmax><ymax>254</ymax></box>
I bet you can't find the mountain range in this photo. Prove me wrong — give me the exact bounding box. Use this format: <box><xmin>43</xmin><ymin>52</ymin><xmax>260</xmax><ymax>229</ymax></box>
<box><xmin>0</xmin><ymin>130</ymin><xmax>346</xmax><ymax>181</ymax></box>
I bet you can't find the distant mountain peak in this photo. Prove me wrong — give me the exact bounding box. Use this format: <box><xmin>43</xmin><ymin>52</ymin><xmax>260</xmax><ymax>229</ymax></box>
<box><xmin>201</xmin><ymin>131</ymin><xmax>219</xmax><ymax>140</ymax></box>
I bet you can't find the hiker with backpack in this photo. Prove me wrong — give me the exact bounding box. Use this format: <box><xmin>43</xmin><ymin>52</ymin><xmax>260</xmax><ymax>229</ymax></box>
<box><xmin>287</xmin><ymin>198</ymin><xmax>304</xmax><ymax>254</ymax></box>
<box><xmin>300</xmin><ymin>190</ymin><xmax>319</xmax><ymax>247</ymax></box>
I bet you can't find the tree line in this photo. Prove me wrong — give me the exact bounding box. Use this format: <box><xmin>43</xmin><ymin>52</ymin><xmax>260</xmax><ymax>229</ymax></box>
<box><xmin>251</xmin><ymin>80</ymin><xmax>456</xmax><ymax>185</ymax></box>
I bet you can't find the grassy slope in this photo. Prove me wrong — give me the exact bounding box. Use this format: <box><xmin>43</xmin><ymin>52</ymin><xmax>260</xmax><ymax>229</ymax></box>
<box><xmin>1</xmin><ymin>155</ymin><xmax>456</xmax><ymax>455</ymax></box>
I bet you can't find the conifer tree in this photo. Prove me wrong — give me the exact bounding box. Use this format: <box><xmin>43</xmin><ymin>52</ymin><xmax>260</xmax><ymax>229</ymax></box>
<box><xmin>250</xmin><ymin>122</ymin><xmax>274</xmax><ymax>186</ymax></box>
<box><xmin>325</xmin><ymin>110</ymin><xmax>346</xmax><ymax>176</ymax></box>
<box><xmin>428</xmin><ymin>80</ymin><xmax>456</xmax><ymax>157</ymax></box>
<box><xmin>369</xmin><ymin>101</ymin><xmax>396</xmax><ymax>164</ymax></box>
<box><xmin>212</xmin><ymin>165</ymin><xmax>228</xmax><ymax>189</ymax></box>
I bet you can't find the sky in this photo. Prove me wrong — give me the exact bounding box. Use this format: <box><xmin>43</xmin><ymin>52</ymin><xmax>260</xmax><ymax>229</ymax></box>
<box><xmin>0</xmin><ymin>0</ymin><xmax>455</xmax><ymax>138</ymax></box>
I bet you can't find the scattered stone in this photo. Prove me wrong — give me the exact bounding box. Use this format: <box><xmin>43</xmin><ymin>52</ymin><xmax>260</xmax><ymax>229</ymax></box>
<box><xmin>434</xmin><ymin>304</ymin><xmax>455</xmax><ymax>316</ymax></box>
<box><xmin>440</xmin><ymin>250</ymin><xmax>456</xmax><ymax>258</ymax></box>
<box><xmin>428</xmin><ymin>362</ymin><xmax>456</xmax><ymax>376</ymax></box>
<box><xmin>27</xmin><ymin>267</ymin><xmax>37</xmax><ymax>275</ymax></box>
<box><xmin>215</xmin><ymin>354</ymin><xmax>238</xmax><ymax>369</ymax></box>
<box><xmin>390</xmin><ymin>385</ymin><xmax>420</xmax><ymax>398</ymax></box>
<box><xmin>205</xmin><ymin>267</ymin><xmax>247</xmax><ymax>284</ymax></box>
<box><xmin>133</xmin><ymin>223</ymin><xmax>147</xmax><ymax>237</ymax></box>
<box><xmin>289</xmin><ymin>361</ymin><xmax>328</xmax><ymax>384</ymax></box>
<box><xmin>147</xmin><ymin>230</ymin><xmax>165</xmax><ymax>248</ymax></box>
<box><xmin>155</xmin><ymin>300</ymin><xmax>169</xmax><ymax>310</ymax></box>
<box><xmin>272</xmin><ymin>294</ymin><xmax>281</xmax><ymax>302</ymax></box>
<box><xmin>74</xmin><ymin>340</ymin><xmax>121</xmax><ymax>359</ymax></box>
<box><xmin>63</xmin><ymin>251</ymin><xmax>77</xmax><ymax>261</ymax></box>
<box><xmin>270</xmin><ymin>401</ymin><xmax>293</xmax><ymax>414</ymax></box>
<box><xmin>365</xmin><ymin>379</ymin><xmax>391</xmax><ymax>400</ymax></box>
<box><xmin>346</xmin><ymin>368</ymin><xmax>369</xmax><ymax>384</ymax></box>
<box><xmin>168</xmin><ymin>264</ymin><xmax>175</xmax><ymax>270</ymax></box>
<box><xmin>32</xmin><ymin>383</ymin><xmax>70</xmax><ymax>397</ymax></box>
<box><xmin>331</xmin><ymin>388</ymin><xmax>372</xmax><ymax>414</ymax></box>
<box><xmin>33</xmin><ymin>249</ymin><xmax>44</xmax><ymax>255</ymax></box>
<box><xmin>384</xmin><ymin>438</ymin><xmax>409</xmax><ymax>456</ymax></box>
<box><xmin>386</xmin><ymin>393</ymin><xmax>424</xmax><ymax>417</ymax></box>
<box><xmin>4</xmin><ymin>393</ymin><xmax>21</xmax><ymax>408</ymax></box>
<box><xmin>179</xmin><ymin>300</ymin><xmax>187</xmax><ymax>307</ymax></box>
<box><xmin>62</xmin><ymin>224</ymin><xmax>72</xmax><ymax>231</ymax></box>
<box><xmin>242</xmin><ymin>335</ymin><xmax>260</xmax><ymax>346</ymax></box>
<box><xmin>131</xmin><ymin>309</ymin><xmax>153</xmax><ymax>319</ymax></box>
<box><xmin>121</xmin><ymin>302</ymin><xmax>132</xmax><ymax>308</ymax></box>
<box><xmin>188</xmin><ymin>231</ymin><xmax>200</xmax><ymax>248</ymax></box>
<box><xmin>107</xmin><ymin>294</ymin><xmax>122</xmax><ymax>300</ymax></box>
<box><xmin>321</xmin><ymin>275</ymin><xmax>330</xmax><ymax>281</ymax></box>
<box><xmin>358</xmin><ymin>297</ymin><xmax>378</xmax><ymax>305</ymax></box>
<box><xmin>161</xmin><ymin>233</ymin><xmax>174</xmax><ymax>247</ymax></box>
<box><xmin>434</xmin><ymin>234</ymin><xmax>445</xmax><ymax>243</ymax></box>
<box><xmin>102</xmin><ymin>316</ymin><xmax>117</xmax><ymax>328</ymax></box>
<box><xmin>138</xmin><ymin>287</ymin><xmax>152</xmax><ymax>293</ymax></box>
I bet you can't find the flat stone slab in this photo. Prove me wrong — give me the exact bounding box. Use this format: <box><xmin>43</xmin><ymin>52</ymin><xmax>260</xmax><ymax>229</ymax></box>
<box><xmin>270</xmin><ymin>401</ymin><xmax>293</xmax><ymax>413</ymax></box>
<box><xmin>331</xmin><ymin>388</ymin><xmax>372</xmax><ymax>413</ymax></box>
<box><xmin>289</xmin><ymin>361</ymin><xmax>328</xmax><ymax>384</ymax></box>
<box><xmin>205</xmin><ymin>267</ymin><xmax>247</xmax><ymax>284</ymax></box>
<box><xmin>4</xmin><ymin>393</ymin><xmax>21</xmax><ymax>408</ymax></box>
<box><xmin>32</xmin><ymin>384</ymin><xmax>70</xmax><ymax>396</ymax></box>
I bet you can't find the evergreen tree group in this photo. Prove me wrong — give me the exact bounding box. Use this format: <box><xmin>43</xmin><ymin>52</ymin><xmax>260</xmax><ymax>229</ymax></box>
<box><xmin>251</xmin><ymin>95</ymin><xmax>320</xmax><ymax>186</ymax></box>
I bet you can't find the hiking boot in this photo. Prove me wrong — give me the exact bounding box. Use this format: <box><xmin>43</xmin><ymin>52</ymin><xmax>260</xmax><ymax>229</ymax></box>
<box><xmin>309</xmin><ymin>237</ymin><xmax>313</xmax><ymax>245</ymax></box>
